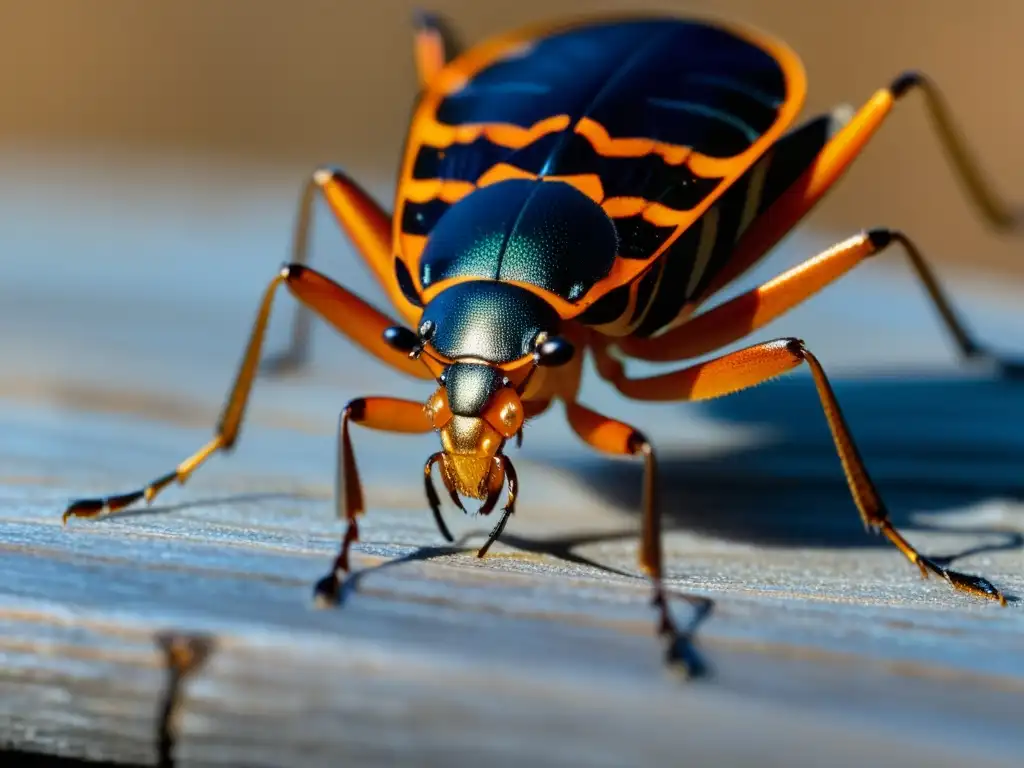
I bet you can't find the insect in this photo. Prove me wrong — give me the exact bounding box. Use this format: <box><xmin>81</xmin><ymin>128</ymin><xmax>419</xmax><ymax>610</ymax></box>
<box><xmin>64</xmin><ymin>12</ymin><xmax>1017</xmax><ymax>666</ymax></box>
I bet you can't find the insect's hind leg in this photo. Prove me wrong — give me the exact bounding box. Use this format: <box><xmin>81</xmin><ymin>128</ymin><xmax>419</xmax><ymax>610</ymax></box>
<box><xmin>707</xmin><ymin>71</ymin><xmax>1020</xmax><ymax>300</ymax></box>
<box><xmin>264</xmin><ymin>168</ymin><xmax>421</xmax><ymax>375</ymax></box>
<box><xmin>893</xmin><ymin>72</ymin><xmax>1021</xmax><ymax>231</ymax></box>
<box><xmin>623</xmin><ymin>71</ymin><xmax>1021</xmax><ymax>367</ymax></box>
<box><xmin>598</xmin><ymin>337</ymin><xmax>1007</xmax><ymax>606</ymax></box>
<box><xmin>63</xmin><ymin>265</ymin><xmax>432</xmax><ymax>522</ymax></box>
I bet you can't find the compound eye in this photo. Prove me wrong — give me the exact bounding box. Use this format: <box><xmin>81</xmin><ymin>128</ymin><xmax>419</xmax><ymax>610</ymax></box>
<box><xmin>424</xmin><ymin>387</ymin><xmax>452</xmax><ymax>429</ymax></box>
<box><xmin>383</xmin><ymin>325</ymin><xmax>419</xmax><ymax>354</ymax></box>
<box><xmin>481</xmin><ymin>387</ymin><xmax>524</xmax><ymax>439</ymax></box>
<box><xmin>534</xmin><ymin>335</ymin><xmax>575</xmax><ymax>367</ymax></box>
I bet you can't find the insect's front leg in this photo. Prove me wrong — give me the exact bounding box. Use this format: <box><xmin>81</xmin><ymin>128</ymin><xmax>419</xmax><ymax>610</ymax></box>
<box><xmin>314</xmin><ymin>397</ymin><xmax>433</xmax><ymax>606</ymax></box>
<box><xmin>63</xmin><ymin>265</ymin><xmax>432</xmax><ymax>523</ymax></box>
<box><xmin>560</xmin><ymin>401</ymin><xmax>694</xmax><ymax>670</ymax></box>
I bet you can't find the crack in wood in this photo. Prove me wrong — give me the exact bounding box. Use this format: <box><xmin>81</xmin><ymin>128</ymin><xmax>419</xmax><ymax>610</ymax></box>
<box><xmin>155</xmin><ymin>632</ymin><xmax>215</xmax><ymax>768</ymax></box>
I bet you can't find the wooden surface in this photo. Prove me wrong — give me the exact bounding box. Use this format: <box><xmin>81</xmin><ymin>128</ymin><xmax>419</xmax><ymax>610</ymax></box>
<box><xmin>0</xmin><ymin>148</ymin><xmax>1023</xmax><ymax>766</ymax></box>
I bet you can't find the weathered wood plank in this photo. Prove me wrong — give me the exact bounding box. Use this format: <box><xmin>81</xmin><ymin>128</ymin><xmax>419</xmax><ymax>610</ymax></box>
<box><xmin>0</xmin><ymin>149</ymin><xmax>1022</xmax><ymax>766</ymax></box>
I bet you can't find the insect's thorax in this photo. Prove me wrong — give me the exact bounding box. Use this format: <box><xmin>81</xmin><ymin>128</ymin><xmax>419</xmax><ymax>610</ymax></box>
<box><xmin>418</xmin><ymin>178</ymin><xmax>619</xmax><ymax>304</ymax></box>
<box><xmin>414</xmin><ymin>178</ymin><xmax>602</xmax><ymax>403</ymax></box>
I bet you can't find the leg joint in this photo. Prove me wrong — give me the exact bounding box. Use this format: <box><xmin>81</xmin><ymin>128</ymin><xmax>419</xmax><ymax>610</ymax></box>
<box><xmin>890</xmin><ymin>70</ymin><xmax>924</xmax><ymax>99</ymax></box>
<box><xmin>626</xmin><ymin>431</ymin><xmax>653</xmax><ymax>457</ymax></box>
<box><xmin>312</xmin><ymin>166</ymin><xmax>349</xmax><ymax>187</ymax></box>
<box><xmin>343</xmin><ymin>398</ymin><xmax>367</xmax><ymax>423</ymax></box>
<box><xmin>279</xmin><ymin>262</ymin><xmax>307</xmax><ymax>281</ymax></box>
<box><xmin>866</xmin><ymin>227</ymin><xmax>897</xmax><ymax>251</ymax></box>
<box><xmin>413</xmin><ymin>9</ymin><xmax>443</xmax><ymax>31</ymax></box>
<box><xmin>783</xmin><ymin>337</ymin><xmax>808</xmax><ymax>361</ymax></box>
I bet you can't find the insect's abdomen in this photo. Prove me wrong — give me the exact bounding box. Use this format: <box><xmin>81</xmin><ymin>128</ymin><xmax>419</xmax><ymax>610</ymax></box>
<box><xmin>579</xmin><ymin>110</ymin><xmax>844</xmax><ymax>338</ymax></box>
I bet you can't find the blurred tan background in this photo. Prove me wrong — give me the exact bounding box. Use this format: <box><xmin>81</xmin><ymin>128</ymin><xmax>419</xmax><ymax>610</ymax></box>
<box><xmin>0</xmin><ymin>0</ymin><xmax>1021</xmax><ymax>277</ymax></box>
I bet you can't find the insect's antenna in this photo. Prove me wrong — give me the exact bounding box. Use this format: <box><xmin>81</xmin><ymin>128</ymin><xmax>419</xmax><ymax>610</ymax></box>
<box><xmin>515</xmin><ymin>366</ymin><xmax>537</xmax><ymax>396</ymax></box>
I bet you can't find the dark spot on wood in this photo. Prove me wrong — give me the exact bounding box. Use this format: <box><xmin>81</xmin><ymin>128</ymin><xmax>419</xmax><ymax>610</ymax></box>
<box><xmin>156</xmin><ymin>632</ymin><xmax>215</xmax><ymax>768</ymax></box>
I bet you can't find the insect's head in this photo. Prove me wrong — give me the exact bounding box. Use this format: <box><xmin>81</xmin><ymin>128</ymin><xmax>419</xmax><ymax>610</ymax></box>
<box><xmin>382</xmin><ymin>281</ymin><xmax>574</xmax><ymax>501</ymax></box>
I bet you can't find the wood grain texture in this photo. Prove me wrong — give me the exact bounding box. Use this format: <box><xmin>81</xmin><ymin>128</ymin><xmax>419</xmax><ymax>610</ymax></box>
<box><xmin>0</xmin><ymin>151</ymin><xmax>1022</xmax><ymax>766</ymax></box>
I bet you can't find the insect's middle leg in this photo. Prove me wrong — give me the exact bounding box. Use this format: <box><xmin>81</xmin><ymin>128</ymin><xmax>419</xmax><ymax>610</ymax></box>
<box><xmin>315</xmin><ymin>396</ymin><xmax>433</xmax><ymax>605</ymax></box>
<box><xmin>597</xmin><ymin>337</ymin><xmax>1006</xmax><ymax>606</ymax></box>
<box><xmin>621</xmin><ymin>228</ymin><xmax>993</xmax><ymax>365</ymax></box>
<box><xmin>63</xmin><ymin>265</ymin><xmax>432</xmax><ymax>522</ymax></box>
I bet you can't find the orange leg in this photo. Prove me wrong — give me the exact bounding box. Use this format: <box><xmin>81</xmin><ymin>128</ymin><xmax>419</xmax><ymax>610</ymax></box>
<box><xmin>563</xmin><ymin>402</ymin><xmax>680</xmax><ymax>658</ymax></box>
<box><xmin>595</xmin><ymin>337</ymin><xmax>1006</xmax><ymax>606</ymax></box>
<box><xmin>622</xmin><ymin>71</ymin><xmax>1019</xmax><ymax>362</ymax></box>
<box><xmin>412</xmin><ymin>10</ymin><xmax>460</xmax><ymax>89</ymax></box>
<box><xmin>267</xmin><ymin>167</ymin><xmax>422</xmax><ymax>373</ymax></box>
<box><xmin>620</xmin><ymin>228</ymin><xmax>985</xmax><ymax>363</ymax></box>
<box><xmin>708</xmin><ymin>71</ymin><xmax>1019</xmax><ymax>299</ymax></box>
<box><xmin>315</xmin><ymin>396</ymin><xmax>433</xmax><ymax>605</ymax></box>
<box><xmin>63</xmin><ymin>264</ymin><xmax>433</xmax><ymax>523</ymax></box>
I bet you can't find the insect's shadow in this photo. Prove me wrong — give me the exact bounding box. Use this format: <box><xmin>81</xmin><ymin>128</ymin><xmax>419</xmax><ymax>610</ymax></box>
<box><xmin>336</xmin><ymin>543</ymin><xmax>471</xmax><ymax>604</ymax></box>
<box><xmin>333</xmin><ymin>370</ymin><xmax>1023</xmax><ymax>674</ymax></box>
<box><xmin>336</xmin><ymin>531</ymin><xmax>714</xmax><ymax>678</ymax></box>
<box><xmin>484</xmin><ymin>529</ymin><xmax>714</xmax><ymax>677</ymax></box>
<box><xmin>562</xmin><ymin>370</ymin><xmax>1024</xmax><ymax>596</ymax></box>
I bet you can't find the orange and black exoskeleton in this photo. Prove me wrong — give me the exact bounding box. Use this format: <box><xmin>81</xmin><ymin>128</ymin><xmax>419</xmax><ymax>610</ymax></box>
<box><xmin>64</xmin><ymin>12</ymin><xmax>1018</xmax><ymax>666</ymax></box>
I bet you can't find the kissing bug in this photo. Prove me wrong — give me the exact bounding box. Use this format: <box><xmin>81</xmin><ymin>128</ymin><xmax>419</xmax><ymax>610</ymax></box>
<box><xmin>64</xmin><ymin>12</ymin><xmax>1018</xmax><ymax>666</ymax></box>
